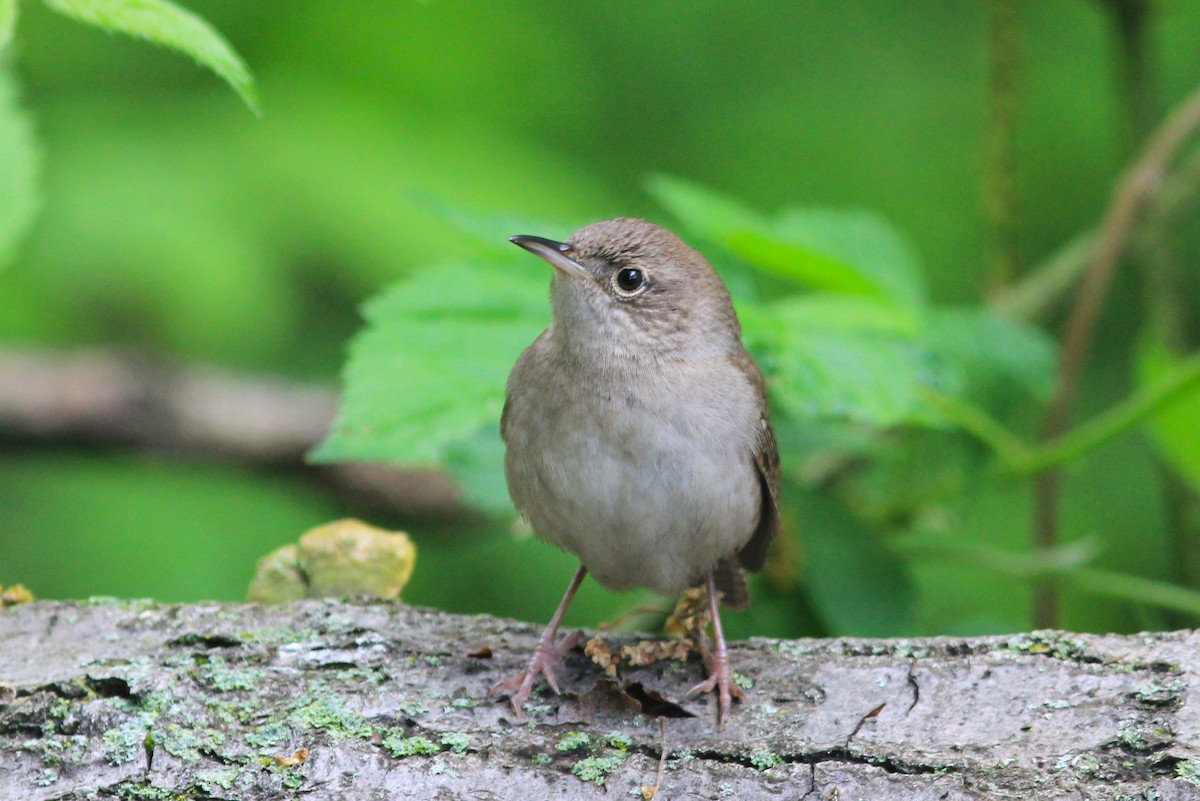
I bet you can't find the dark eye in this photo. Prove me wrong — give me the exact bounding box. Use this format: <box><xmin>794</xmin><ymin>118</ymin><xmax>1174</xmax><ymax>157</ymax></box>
<box><xmin>614</xmin><ymin>267</ymin><xmax>645</xmax><ymax>294</ymax></box>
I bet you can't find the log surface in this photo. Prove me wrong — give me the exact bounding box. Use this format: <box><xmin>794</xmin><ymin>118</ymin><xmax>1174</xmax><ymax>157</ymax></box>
<box><xmin>2</xmin><ymin>599</ymin><xmax>1200</xmax><ymax>800</ymax></box>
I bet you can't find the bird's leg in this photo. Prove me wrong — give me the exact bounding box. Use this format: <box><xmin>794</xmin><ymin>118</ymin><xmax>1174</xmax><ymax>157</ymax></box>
<box><xmin>490</xmin><ymin>565</ymin><xmax>587</xmax><ymax>718</ymax></box>
<box><xmin>686</xmin><ymin>568</ymin><xmax>743</xmax><ymax>728</ymax></box>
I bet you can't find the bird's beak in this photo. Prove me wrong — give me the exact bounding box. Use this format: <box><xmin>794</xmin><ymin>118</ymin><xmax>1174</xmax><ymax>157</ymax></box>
<box><xmin>509</xmin><ymin>235</ymin><xmax>593</xmax><ymax>282</ymax></box>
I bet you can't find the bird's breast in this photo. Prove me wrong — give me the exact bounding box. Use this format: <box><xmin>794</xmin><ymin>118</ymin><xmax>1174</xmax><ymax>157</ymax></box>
<box><xmin>503</xmin><ymin>348</ymin><xmax>762</xmax><ymax>595</ymax></box>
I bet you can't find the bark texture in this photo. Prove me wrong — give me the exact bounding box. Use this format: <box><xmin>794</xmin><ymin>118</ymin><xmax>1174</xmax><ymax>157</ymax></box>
<box><xmin>2</xmin><ymin>599</ymin><xmax>1200</xmax><ymax>800</ymax></box>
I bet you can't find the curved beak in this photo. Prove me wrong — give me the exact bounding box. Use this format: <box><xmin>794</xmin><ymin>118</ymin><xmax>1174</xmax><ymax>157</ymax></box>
<box><xmin>509</xmin><ymin>235</ymin><xmax>593</xmax><ymax>282</ymax></box>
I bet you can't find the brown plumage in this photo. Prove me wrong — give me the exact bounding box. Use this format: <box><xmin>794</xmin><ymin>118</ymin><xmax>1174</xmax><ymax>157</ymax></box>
<box><xmin>492</xmin><ymin>217</ymin><xmax>780</xmax><ymax>727</ymax></box>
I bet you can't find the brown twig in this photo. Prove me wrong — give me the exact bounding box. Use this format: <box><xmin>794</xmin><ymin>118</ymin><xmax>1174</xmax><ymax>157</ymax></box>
<box><xmin>640</xmin><ymin>718</ymin><xmax>669</xmax><ymax>799</ymax></box>
<box><xmin>992</xmin><ymin>146</ymin><xmax>1200</xmax><ymax>323</ymax></box>
<box><xmin>1033</xmin><ymin>82</ymin><xmax>1200</xmax><ymax>628</ymax></box>
<box><xmin>1049</xmin><ymin>85</ymin><xmax>1200</xmax><ymax>436</ymax></box>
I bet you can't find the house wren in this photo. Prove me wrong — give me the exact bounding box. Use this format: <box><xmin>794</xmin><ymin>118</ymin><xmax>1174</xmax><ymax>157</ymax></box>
<box><xmin>492</xmin><ymin>217</ymin><xmax>780</xmax><ymax>727</ymax></box>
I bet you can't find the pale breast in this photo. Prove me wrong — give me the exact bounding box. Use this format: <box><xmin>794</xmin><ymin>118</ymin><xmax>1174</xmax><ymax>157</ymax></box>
<box><xmin>503</xmin><ymin>348</ymin><xmax>763</xmax><ymax>596</ymax></box>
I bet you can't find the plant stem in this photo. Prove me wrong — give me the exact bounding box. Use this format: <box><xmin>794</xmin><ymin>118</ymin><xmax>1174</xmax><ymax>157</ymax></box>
<box><xmin>991</xmin><ymin>233</ymin><xmax>1093</xmax><ymax>322</ymax></box>
<box><xmin>1032</xmin><ymin>82</ymin><xmax>1200</xmax><ymax>628</ymax></box>
<box><xmin>898</xmin><ymin>536</ymin><xmax>1200</xmax><ymax>617</ymax></box>
<box><xmin>1066</xmin><ymin>565</ymin><xmax>1200</xmax><ymax>619</ymax></box>
<box><xmin>1020</xmin><ymin>350</ymin><xmax>1200</xmax><ymax>476</ymax></box>
<box><xmin>925</xmin><ymin>345</ymin><xmax>1200</xmax><ymax>478</ymax></box>
<box><xmin>993</xmin><ymin>145</ymin><xmax>1200</xmax><ymax>324</ymax></box>
<box><xmin>983</xmin><ymin>0</ymin><xmax>1023</xmax><ymax>296</ymax></box>
<box><xmin>1044</xmin><ymin>83</ymin><xmax>1200</xmax><ymax>460</ymax></box>
<box><xmin>1103</xmin><ymin>0</ymin><xmax>1156</xmax><ymax>148</ymax></box>
<box><xmin>920</xmin><ymin>389</ymin><xmax>1032</xmax><ymax>466</ymax></box>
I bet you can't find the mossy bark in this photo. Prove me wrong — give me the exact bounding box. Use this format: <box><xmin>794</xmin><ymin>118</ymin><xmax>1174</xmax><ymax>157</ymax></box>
<box><xmin>2</xmin><ymin>600</ymin><xmax>1199</xmax><ymax>800</ymax></box>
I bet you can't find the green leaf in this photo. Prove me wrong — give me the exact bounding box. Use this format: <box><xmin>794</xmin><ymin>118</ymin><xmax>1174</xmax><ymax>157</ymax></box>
<box><xmin>766</xmin><ymin>207</ymin><xmax>926</xmax><ymax>310</ymax></box>
<box><xmin>921</xmin><ymin>307</ymin><xmax>1056</xmax><ymax>401</ymax></box>
<box><xmin>0</xmin><ymin>66</ymin><xmax>39</xmax><ymax>269</ymax></box>
<box><xmin>771</xmin><ymin>333</ymin><xmax>952</xmax><ymax>427</ymax></box>
<box><xmin>1137</xmin><ymin>329</ymin><xmax>1200</xmax><ymax>492</ymax></box>
<box><xmin>645</xmin><ymin>172</ymin><xmax>766</xmax><ymax>243</ymax></box>
<box><xmin>311</xmin><ymin>258</ymin><xmax>548</xmax><ymax>478</ymax></box>
<box><xmin>797</xmin><ymin>488</ymin><xmax>916</xmax><ymax>636</ymax></box>
<box><xmin>747</xmin><ymin>293</ymin><xmax>919</xmax><ymax>338</ymax></box>
<box><xmin>845</xmin><ymin>430</ymin><xmax>986</xmax><ymax>525</ymax></box>
<box><xmin>1018</xmin><ymin>343</ymin><xmax>1200</xmax><ymax>478</ymax></box>
<box><xmin>725</xmin><ymin>230</ymin><xmax>886</xmax><ymax>297</ymax></box>
<box><xmin>744</xmin><ymin>297</ymin><xmax>1053</xmax><ymax>432</ymax></box>
<box><xmin>648</xmin><ymin>174</ymin><xmax>926</xmax><ymax>309</ymax></box>
<box><xmin>40</xmin><ymin>0</ymin><xmax>259</xmax><ymax>114</ymax></box>
<box><xmin>0</xmin><ymin>0</ymin><xmax>17</xmax><ymax>49</ymax></box>
<box><xmin>745</xmin><ymin>295</ymin><xmax>952</xmax><ymax>428</ymax></box>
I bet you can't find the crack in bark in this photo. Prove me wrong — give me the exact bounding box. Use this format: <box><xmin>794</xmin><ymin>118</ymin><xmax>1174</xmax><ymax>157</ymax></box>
<box><xmin>83</xmin><ymin>677</ymin><xmax>134</xmax><ymax>700</ymax></box>
<box><xmin>800</xmin><ymin>762</ymin><xmax>819</xmax><ymax>799</ymax></box>
<box><xmin>682</xmin><ymin>744</ymin><xmax>962</xmax><ymax>777</ymax></box>
<box><xmin>905</xmin><ymin>663</ymin><xmax>921</xmax><ymax>714</ymax></box>
<box><xmin>167</xmin><ymin>633</ymin><xmax>243</xmax><ymax>650</ymax></box>
<box><xmin>20</xmin><ymin>682</ymin><xmax>89</xmax><ymax>701</ymax></box>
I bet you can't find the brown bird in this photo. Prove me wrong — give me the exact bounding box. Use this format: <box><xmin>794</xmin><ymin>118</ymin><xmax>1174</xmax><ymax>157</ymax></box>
<box><xmin>492</xmin><ymin>217</ymin><xmax>780</xmax><ymax>727</ymax></box>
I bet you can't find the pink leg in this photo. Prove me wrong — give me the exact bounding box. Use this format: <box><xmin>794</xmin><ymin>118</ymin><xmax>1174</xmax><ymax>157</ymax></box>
<box><xmin>687</xmin><ymin>568</ymin><xmax>742</xmax><ymax>728</ymax></box>
<box><xmin>490</xmin><ymin>565</ymin><xmax>587</xmax><ymax>718</ymax></box>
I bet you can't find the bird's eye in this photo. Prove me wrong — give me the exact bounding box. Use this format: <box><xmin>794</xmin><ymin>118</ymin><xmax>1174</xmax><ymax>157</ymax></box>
<box><xmin>613</xmin><ymin>267</ymin><xmax>646</xmax><ymax>296</ymax></box>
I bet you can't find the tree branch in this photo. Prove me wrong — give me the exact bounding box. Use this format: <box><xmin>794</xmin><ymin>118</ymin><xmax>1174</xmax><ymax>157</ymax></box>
<box><xmin>0</xmin><ymin>346</ymin><xmax>462</xmax><ymax>519</ymax></box>
<box><xmin>2</xmin><ymin>600</ymin><xmax>1200</xmax><ymax>800</ymax></box>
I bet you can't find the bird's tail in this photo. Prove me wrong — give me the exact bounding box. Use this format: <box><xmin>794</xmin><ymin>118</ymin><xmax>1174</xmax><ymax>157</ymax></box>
<box><xmin>713</xmin><ymin>558</ymin><xmax>750</xmax><ymax>610</ymax></box>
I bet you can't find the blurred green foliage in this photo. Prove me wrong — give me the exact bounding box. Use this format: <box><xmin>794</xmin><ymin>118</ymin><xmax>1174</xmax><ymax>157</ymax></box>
<box><xmin>0</xmin><ymin>66</ymin><xmax>38</xmax><ymax>265</ymax></box>
<box><xmin>2</xmin><ymin>1</ymin><xmax>1200</xmax><ymax>640</ymax></box>
<box><xmin>38</xmin><ymin>0</ymin><xmax>258</xmax><ymax>113</ymax></box>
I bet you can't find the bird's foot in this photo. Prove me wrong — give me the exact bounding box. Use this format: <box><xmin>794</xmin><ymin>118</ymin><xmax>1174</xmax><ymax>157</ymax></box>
<box><xmin>686</xmin><ymin>622</ymin><xmax>743</xmax><ymax>729</ymax></box>
<box><xmin>489</xmin><ymin>628</ymin><xmax>580</xmax><ymax>719</ymax></box>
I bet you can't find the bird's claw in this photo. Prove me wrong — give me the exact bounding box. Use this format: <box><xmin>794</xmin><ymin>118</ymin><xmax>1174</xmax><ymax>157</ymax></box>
<box><xmin>685</xmin><ymin>621</ymin><xmax>742</xmax><ymax>729</ymax></box>
<box><xmin>490</xmin><ymin>629</ymin><xmax>580</xmax><ymax>719</ymax></box>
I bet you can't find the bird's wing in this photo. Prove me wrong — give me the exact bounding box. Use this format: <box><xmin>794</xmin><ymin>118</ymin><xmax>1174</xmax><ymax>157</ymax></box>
<box><xmin>735</xmin><ymin>354</ymin><xmax>781</xmax><ymax>574</ymax></box>
<box><xmin>500</xmin><ymin>330</ymin><xmax>552</xmax><ymax>445</ymax></box>
<box><xmin>714</xmin><ymin>377</ymin><xmax>778</xmax><ymax>610</ymax></box>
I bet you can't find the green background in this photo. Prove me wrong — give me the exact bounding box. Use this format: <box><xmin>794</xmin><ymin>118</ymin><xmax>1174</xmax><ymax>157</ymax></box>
<box><xmin>2</xmin><ymin>1</ymin><xmax>1199</xmax><ymax>639</ymax></box>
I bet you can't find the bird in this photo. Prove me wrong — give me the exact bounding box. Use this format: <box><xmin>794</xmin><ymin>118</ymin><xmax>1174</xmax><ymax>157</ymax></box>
<box><xmin>491</xmin><ymin>217</ymin><xmax>780</xmax><ymax>727</ymax></box>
